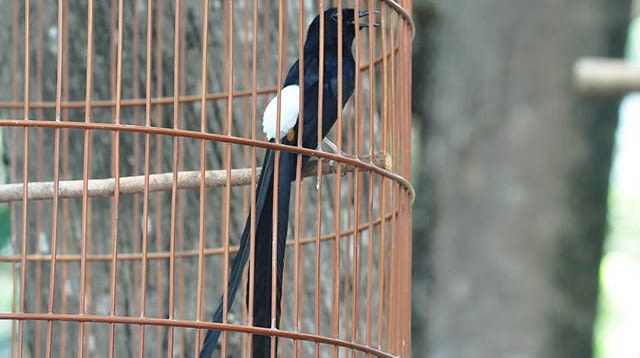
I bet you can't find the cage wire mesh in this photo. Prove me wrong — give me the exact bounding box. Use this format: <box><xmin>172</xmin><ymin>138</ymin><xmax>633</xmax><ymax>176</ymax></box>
<box><xmin>0</xmin><ymin>0</ymin><xmax>414</xmax><ymax>357</ymax></box>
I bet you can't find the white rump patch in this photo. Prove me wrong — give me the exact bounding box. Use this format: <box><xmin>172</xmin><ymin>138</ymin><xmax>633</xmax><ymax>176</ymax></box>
<box><xmin>262</xmin><ymin>85</ymin><xmax>300</xmax><ymax>140</ymax></box>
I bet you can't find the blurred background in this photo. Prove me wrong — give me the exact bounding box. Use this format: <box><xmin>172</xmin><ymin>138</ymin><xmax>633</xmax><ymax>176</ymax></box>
<box><xmin>410</xmin><ymin>0</ymin><xmax>639</xmax><ymax>357</ymax></box>
<box><xmin>0</xmin><ymin>0</ymin><xmax>638</xmax><ymax>357</ymax></box>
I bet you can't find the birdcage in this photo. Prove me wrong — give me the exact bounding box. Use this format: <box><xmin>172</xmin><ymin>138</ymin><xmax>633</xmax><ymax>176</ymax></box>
<box><xmin>0</xmin><ymin>0</ymin><xmax>414</xmax><ymax>357</ymax></box>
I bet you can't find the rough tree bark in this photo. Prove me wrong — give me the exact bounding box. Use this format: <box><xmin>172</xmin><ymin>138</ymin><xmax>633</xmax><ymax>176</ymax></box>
<box><xmin>1</xmin><ymin>1</ymin><xmax>388</xmax><ymax>356</ymax></box>
<box><xmin>411</xmin><ymin>0</ymin><xmax>630</xmax><ymax>357</ymax></box>
<box><xmin>0</xmin><ymin>1</ymin><xmax>285</xmax><ymax>356</ymax></box>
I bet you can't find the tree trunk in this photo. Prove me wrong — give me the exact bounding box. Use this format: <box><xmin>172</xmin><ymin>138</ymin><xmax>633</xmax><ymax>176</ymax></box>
<box><xmin>411</xmin><ymin>0</ymin><xmax>630</xmax><ymax>357</ymax></box>
<box><xmin>1</xmin><ymin>1</ymin><xmax>393</xmax><ymax>356</ymax></box>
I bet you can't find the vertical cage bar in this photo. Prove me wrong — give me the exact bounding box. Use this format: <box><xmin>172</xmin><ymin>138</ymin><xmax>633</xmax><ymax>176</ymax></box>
<box><xmin>331</xmin><ymin>4</ymin><xmax>344</xmax><ymax>357</ymax></box>
<box><xmin>138</xmin><ymin>0</ymin><xmax>154</xmax><ymax>356</ymax></box>
<box><xmin>195</xmin><ymin>0</ymin><xmax>210</xmax><ymax>354</ymax></box>
<box><xmin>9</xmin><ymin>0</ymin><xmax>20</xmax><ymax>356</ymax></box>
<box><xmin>292</xmin><ymin>1</ymin><xmax>306</xmax><ymax>356</ymax></box>
<box><xmin>270</xmin><ymin>0</ymin><xmax>286</xmax><ymax>355</ymax></box>
<box><xmin>247</xmin><ymin>0</ymin><xmax>260</xmax><ymax>355</ymax></box>
<box><xmin>18</xmin><ymin>0</ymin><xmax>32</xmax><ymax>356</ymax></box>
<box><xmin>167</xmin><ymin>0</ymin><xmax>182</xmax><ymax>355</ymax></box>
<box><xmin>59</xmin><ymin>0</ymin><xmax>70</xmax><ymax>354</ymax></box>
<box><xmin>315</xmin><ymin>4</ymin><xmax>326</xmax><ymax>357</ymax></box>
<box><xmin>32</xmin><ymin>1</ymin><xmax>46</xmax><ymax>353</ymax></box>
<box><xmin>78</xmin><ymin>0</ymin><xmax>95</xmax><ymax>355</ymax></box>
<box><xmin>153</xmin><ymin>0</ymin><xmax>165</xmax><ymax>355</ymax></box>
<box><xmin>221</xmin><ymin>0</ymin><xmax>234</xmax><ymax>355</ymax></box>
<box><xmin>108</xmin><ymin>0</ymin><xmax>125</xmax><ymax>356</ymax></box>
<box><xmin>45</xmin><ymin>0</ymin><xmax>65</xmax><ymax>355</ymax></box>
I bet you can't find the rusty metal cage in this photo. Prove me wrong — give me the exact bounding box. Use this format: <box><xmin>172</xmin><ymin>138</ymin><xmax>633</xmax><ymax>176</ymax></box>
<box><xmin>0</xmin><ymin>0</ymin><xmax>413</xmax><ymax>356</ymax></box>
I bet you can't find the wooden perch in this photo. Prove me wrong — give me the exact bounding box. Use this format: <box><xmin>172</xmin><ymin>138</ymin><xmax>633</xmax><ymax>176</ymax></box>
<box><xmin>574</xmin><ymin>57</ymin><xmax>640</xmax><ymax>96</ymax></box>
<box><xmin>0</xmin><ymin>153</ymin><xmax>391</xmax><ymax>203</ymax></box>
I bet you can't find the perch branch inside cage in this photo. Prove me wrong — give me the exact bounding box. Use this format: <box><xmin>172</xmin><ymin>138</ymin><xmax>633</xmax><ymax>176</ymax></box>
<box><xmin>0</xmin><ymin>153</ymin><xmax>391</xmax><ymax>203</ymax></box>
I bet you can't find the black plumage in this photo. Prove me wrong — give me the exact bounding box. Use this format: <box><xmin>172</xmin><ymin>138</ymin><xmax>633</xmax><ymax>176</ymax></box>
<box><xmin>199</xmin><ymin>8</ymin><xmax>371</xmax><ymax>357</ymax></box>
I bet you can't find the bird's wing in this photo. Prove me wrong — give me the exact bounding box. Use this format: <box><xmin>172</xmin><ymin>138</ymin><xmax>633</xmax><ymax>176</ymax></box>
<box><xmin>262</xmin><ymin>85</ymin><xmax>300</xmax><ymax>140</ymax></box>
<box><xmin>261</xmin><ymin>54</ymin><xmax>320</xmax><ymax>142</ymax></box>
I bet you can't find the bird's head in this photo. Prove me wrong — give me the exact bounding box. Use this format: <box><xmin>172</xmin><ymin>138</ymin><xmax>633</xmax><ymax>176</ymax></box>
<box><xmin>305</xmin><ymin>8</ymin><xmax>376</xmax><ymax>53</ymax></box>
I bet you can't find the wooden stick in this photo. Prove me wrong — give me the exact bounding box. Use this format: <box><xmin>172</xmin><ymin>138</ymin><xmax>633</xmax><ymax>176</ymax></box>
<box><xmin>574</xmin><ymin>57</ymin><xmax>640</xmax><ymax>96</ymax></box>
<box><xmin>0</xmin><ymin>153</ymin><xmax>391</xmax><ymax>202</ymax></box>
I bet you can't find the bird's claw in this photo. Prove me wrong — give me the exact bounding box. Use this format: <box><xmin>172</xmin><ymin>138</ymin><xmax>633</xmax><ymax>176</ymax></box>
<box><xmin>322</xmin><ymin>138</ymin><xmax>349</xmax><ymax>157</ymax></box>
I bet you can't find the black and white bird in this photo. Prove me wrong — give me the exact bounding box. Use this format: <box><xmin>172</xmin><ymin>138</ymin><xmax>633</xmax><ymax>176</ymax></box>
<box><xmin>199</xmin><ymin>8</ymin><xmax>374</xmax><ymax>358</ymax></box>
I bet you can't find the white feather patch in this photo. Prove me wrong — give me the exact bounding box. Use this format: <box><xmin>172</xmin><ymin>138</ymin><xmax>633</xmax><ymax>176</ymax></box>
<box><xmin>262</xmin><ymin>85</ymin><xmax>300</xmax><ymax>140</ymax></box>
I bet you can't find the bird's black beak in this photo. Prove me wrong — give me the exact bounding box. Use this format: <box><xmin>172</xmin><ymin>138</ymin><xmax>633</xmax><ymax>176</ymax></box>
<box><xmin>357</xmin><ymin>9</ymin><xmax>380</xmax><ymax>29</ymax></box>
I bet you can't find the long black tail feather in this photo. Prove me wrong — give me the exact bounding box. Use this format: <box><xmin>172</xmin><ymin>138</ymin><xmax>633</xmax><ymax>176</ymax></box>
<box><xmin>199</xmin><ymin>148</ymin><xmax>295</xmax><ymax>358</ymax></box>
<box><xmin>250</xmin><ymin>149</ymin><xmax>294</xmax><ymax>356</ymax></box>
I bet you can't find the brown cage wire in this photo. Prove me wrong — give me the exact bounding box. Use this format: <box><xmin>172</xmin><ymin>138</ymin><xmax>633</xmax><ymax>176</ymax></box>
<box><xmin>0</xmin><ymin>0</ymin><xmax>414</xmax><ymax>357</ymax></box>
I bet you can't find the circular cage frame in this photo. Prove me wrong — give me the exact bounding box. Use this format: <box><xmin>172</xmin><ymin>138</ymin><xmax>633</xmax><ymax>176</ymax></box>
<box><xmin>0</xmin><ymin>0</ymin><xmax>414</xmax><ymax>357</ymax></box>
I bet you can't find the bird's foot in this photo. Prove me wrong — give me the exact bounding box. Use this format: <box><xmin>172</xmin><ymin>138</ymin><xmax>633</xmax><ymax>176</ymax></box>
<box><xmin>322</xmin><ymin>138</ymin><xmax>349</xmax><ymax>157</ymax></box>
<box><xmin>321</xmin><ymin>138</ymin><xmax>350</xmax><ymax>177</ymax></box>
